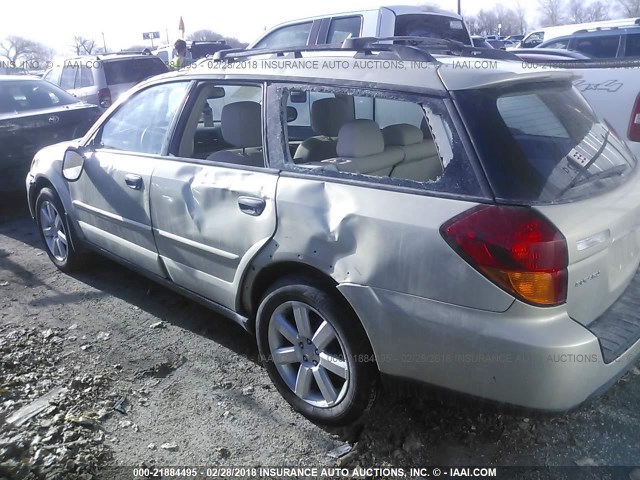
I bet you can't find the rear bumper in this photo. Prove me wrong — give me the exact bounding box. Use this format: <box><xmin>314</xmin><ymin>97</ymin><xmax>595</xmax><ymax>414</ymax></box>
<box><xmin>339</xmin><ymin>277</ymin><xmax>640</xmax><ymax>411</ymax></box>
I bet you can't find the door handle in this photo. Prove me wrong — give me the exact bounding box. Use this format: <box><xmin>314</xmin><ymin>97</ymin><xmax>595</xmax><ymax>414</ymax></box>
<box><xmin>238</xmin><ymin>196</ymin><xmax>266</xmax><ymax>216</ymax></box>
<box><xmin>124</xmin><ymin>174</ymin><xmax>143</xmax><ymax>190</ymax></box>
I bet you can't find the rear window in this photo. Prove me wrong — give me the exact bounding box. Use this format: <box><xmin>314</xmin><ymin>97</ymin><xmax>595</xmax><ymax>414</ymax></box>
<box><xmin>456</xmin><ymin>82</ymin><xmax>636</xmax><ymax>203</ymax></box>
<box><xmin>395</xmin><ymin>14</ymin><xmax>471</xmax><ymax>45</ymax></box>
<box><xmin>103</xmin><ymin>58</ymin><xmax>168</xmax><ymax>85</ymax></box>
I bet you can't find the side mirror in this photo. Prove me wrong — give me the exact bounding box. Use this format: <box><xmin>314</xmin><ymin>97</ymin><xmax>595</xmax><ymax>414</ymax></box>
<box><xmin>286</xmin><ymin>106</ymin><xmax>298</xmax><ymax>123</ymax></box>
<box><xmin>62</xmin><ymin>147</ymin><xmax>86</xmax><ymax>182</ymax></box>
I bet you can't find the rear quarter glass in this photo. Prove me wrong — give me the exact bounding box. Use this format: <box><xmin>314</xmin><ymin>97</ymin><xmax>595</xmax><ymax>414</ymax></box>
<box><xmin>454</xmin><ymin>81</ymin><xmax>637</xmax><ymax>204</ymax></box>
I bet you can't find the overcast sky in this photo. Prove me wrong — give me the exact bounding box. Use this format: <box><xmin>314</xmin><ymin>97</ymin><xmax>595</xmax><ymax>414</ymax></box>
<box><xmin>1</xmin><ymin>0</ymin><xmax>537</xmax><ymax>55</ymax></box>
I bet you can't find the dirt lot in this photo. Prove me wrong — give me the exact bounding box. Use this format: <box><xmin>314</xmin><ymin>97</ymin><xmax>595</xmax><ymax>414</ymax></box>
<box><xmin>1</xmin><ymin>192</ymin><xmax>640</xmax><ymax>480</ymax></box>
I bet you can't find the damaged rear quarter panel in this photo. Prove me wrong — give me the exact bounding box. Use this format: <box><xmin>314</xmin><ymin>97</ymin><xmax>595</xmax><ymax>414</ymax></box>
<box><xmin>247</xmin><ymin>176</ymin><xmax>515</xmax><ymax>315</ymax></box>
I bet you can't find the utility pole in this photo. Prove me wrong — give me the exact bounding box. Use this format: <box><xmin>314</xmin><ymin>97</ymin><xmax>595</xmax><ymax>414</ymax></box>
<box><xmin>457</xmin><ymin>0</ymin><xmax>461</xmax><ymax>15</ymax></box>
<box><xmin>101</xmin><ymin>32</ymin><xmax>107</xmax><ymax>53</ymax></box>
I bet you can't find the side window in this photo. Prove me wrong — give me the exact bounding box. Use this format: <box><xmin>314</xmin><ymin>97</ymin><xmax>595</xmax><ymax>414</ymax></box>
<box><xmin>174</xmin><ymin>83</ymin><xmax>265</xmax><ymax>167</ymax></box>
<box><xmin>43</xmin><ymin>67</ymin><xmax>61</xmax><ymax>85</ymax></box>
<box><xmin>254</xmin><ymin>22</ymin><xmax>313</xmax><ymax>49</ymax></box>
<box><xmin>327</xmin><ymin>16</ymin><xmax>362</xmax><ymax>45</ymax></box>
<box><xmin>574</xmin><ymin>35</ymin><xmax>620</xmax><ymax>58</ymax></box>
<box><xmin>78</xmin><ymin>65</ymin><xmax>95</xmax><ymax>88</ymax></box>
<box><xmin>545</xmin><ymin>39</ymin><xmax>569</xmax><ymax>49</ymax></box>
<box><xmin>625</xmin><ymin>34</ymin><xmax>640</xmax><ymax>57</ymax></box>
<box><xmin>522</xmin><ymin>32</ymin><xmax>544</xmax><ymax>48</ymax></box>
<box><xmin>275</xmin><ymin>85</ymin><xmax>482</xmax><ymax>196</ymax></box>
<box><xmin>97</xmin><ymin>81</ymin><xmax>190</xmax><ymax>154</ymax></box>
<box><xmin>60</xmin><ymin>66</ymin><xmax>77</xmax><ymax>90</ymax></box>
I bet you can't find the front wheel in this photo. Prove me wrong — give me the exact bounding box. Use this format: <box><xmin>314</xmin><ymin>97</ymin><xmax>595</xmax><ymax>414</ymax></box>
<box><xmin>35</xmin><ymin>187</ymin><xmax>86</xmax><ymax>272</ymax></box>
<box><xmin>256</xmin><ymin>277</ymin><xmax>378</xmax><ymax>425</ymax></box>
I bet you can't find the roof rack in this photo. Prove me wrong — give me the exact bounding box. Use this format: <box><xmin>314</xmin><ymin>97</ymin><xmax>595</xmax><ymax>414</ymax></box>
<box><xmin>342</xmin><ymin>36</ymin><xmax>521</xmax><ymax>61</ymax></box>
<box><xmin>212</xmin><ymin>36</ymin><xmax>520</xmax><ymax>63</ymax></box>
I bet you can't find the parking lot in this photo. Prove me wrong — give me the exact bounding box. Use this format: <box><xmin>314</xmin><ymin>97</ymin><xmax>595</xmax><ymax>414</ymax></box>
<box><xmin>1</xmin><ymin>193</ymin><xmax>639</xmax><ymax>479</ymax></box>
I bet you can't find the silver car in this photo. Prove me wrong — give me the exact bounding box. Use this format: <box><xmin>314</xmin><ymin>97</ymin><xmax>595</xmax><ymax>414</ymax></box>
<box><xmin>26</xmin><ymin>41</ymin><xmax>640</xmax><ymax>425</ymax></box>
<box><xmin>43</xmin><ymin>53</ymin><xmax>168</xmax><ymax>109</ymax></box>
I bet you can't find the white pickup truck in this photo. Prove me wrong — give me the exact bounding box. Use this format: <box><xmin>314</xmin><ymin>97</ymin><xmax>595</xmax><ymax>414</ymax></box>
<box><xmin>518</xmin><ymin>59</ymin><xmax>640</xmax><ymax>158</ymax></box>
<box><xmin>249</xmin><ymin>5</ymin><xmax>472</xmax><ymax>49</ymax></box>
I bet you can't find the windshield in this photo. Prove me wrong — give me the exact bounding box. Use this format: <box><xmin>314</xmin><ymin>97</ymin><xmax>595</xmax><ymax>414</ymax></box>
<box><xmin>103</xmin><ymin>58</ymin><xmax>168</xmax><ymax>85</ymax></box>
<box><xmin>0</xmin><ymin>79</ymin><xmax>79</xmax><ymax>113</ymax></box>
<box><xmin>455</xmin><ymin>81</ymin><xmax>636</xmax><ymax>203</ymax></box>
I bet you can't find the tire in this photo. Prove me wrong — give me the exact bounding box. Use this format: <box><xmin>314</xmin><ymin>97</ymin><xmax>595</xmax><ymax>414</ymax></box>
<box><xmin>35</xmin><ymin>187</ymin><xmax>87</xmax><ymax>272</ymax></box>
<box><xmin>256</xmin><ymin>276</ymin><xmax>378</xmax><ymax>425</ymax></box>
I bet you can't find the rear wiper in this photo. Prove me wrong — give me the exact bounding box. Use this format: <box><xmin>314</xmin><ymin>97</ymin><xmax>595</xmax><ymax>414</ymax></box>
<box><xmin>562</xmin><ymin>163</ymin><xmax>628</xmax><ymax>193</ymax></box>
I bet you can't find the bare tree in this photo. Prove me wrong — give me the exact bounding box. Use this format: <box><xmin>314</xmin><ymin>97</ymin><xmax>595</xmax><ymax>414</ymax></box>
<box><xmin>0</xmin><ymin>36</ymin><xmax>54</xmax><ymax>67</ymax></box>
<box><xmin>538</xmin><ymin>0</ymin><xmax>566</xmax><ymax>26</ymax></box>
<box><xmin>187</xmin><ymin>29</ymin><xmax>247</xmax><ymax>48</ymax></box>
<box><xmin>515</xmin><ymin>1</ymin><xmax>528</xmax><ymax>35</ymax></box>
<box><xmin>616</xmin><ymin>0</ymin><xmax>640</xmax><ymax>16</ymax></box>
<box><xmin>187</xmin><ymin>29</ymin><xmax>224</xmax><ymax>42</ymax></box>
<box><xmin>585</xmin><ymin>1</ymin><xmax>611</xmax><ymax>21</ymax></box>
<box><xmin>568</xmin><ymin>0</ymin><xmax>587</xmax><ymax>22</ymax></box>
<box><xmin>72</xmin><ymin>36</ymin><xmax>104</xmax><ymax>56</ymax></box>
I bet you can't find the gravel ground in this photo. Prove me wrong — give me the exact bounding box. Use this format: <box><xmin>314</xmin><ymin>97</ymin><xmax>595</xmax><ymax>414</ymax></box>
<box><xmin>1</xmin><ymin>192</ymin><xmax>640</xmax><ymax>480</ymax></box>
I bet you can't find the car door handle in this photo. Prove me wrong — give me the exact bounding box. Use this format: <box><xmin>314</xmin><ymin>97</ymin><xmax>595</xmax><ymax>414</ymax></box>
<box><xmin>238</xmin><ymin>196</ymin><xmax>266</xmax><ymax>216</ymax></box>
<box><xmin>124</xmin><ymin>174</ymin><xmax>143</xmax><ymax>190</ymax></box>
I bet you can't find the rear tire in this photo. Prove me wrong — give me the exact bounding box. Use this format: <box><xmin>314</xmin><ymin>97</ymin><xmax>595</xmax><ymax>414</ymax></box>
<box><xmin>35</xmin><ymin>187</ymin><xmax>87</xmax><ymax>272</ymax></box>
<box><xmin>256</xmin><ymin>276</ymin><xmax>378</xmax><ymax>425</ymax></box>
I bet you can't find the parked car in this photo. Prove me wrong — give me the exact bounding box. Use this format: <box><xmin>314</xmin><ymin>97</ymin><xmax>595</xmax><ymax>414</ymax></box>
<box><xmin>535</xmin><ymin>26</ymin><xmax>640</xmax><ymax>59</ymax></box>
<box><xmin>249</xmin><ymin>5</ymin><xmax>472</xmax><ymax>49</ymax></box>
<box><xmin>471</xmin><ymin>36</ymin><xmax>494</xmax><ymax>49</ymax></box>
<box><xmin>42</xmin><ymin>52</ymin><xmax>168</xmax><ymax>109</ymax></box>
<box><xmin>486</xmin><ymin>39</ymin><xmax>507</xmax><ymax>49</ymax></box>
<box><xmin>513</xmin><ymin>48</ymin><xmax>593</xmax><ymax>61</ymax></box>
<box><xmin>520</xmin><ymin>17</ymin><xmax>640</xmax><ymax>48</ymax></box>
<box><xmin>26</xmin><ymin>39</ymin><xmax>640</xmax><ymax>425</ymax></box>
<box><xmin>0</xmin><ymin>76</ymin><xmax>100</xmax><ymax>192</ymax></box>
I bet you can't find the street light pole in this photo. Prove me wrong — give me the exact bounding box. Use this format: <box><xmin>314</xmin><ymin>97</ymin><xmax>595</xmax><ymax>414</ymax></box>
<box><xmin>101</xmin><ymin>32</ymin><xmax>107</xmax><ymax>53</ymax></box>
<box><xmin>458</xmin><ymin>0</ymin><xmax>461</xmax><ymax>15</ymax></box>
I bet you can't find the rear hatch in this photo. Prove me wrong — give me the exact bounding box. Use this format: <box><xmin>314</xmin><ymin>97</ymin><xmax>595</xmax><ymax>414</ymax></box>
<box><xmin>454</xmin><ymin>79</ymin><xmax>640</xmax><ymax>326</ymax></box>
<box><xmin>103</xmin><ymin>57</ymin><xmax>168</xmax><ymax>101</ymax></box>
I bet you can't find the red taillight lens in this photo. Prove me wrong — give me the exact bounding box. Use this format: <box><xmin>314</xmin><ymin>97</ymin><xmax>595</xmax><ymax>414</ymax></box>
<box><xmin>441</xmin><ymin>205</ymin><xmax>568</xmax><ymax>306</ymax></box>
<box><xmin>628</xmin><ymin>93</ymin><xmax>640</xmax><ymax>142</ymax></box>
<box><xmin>98</xmin><ymin>88</ymin><xmax>112</xmax><ymax>109</ymax></box>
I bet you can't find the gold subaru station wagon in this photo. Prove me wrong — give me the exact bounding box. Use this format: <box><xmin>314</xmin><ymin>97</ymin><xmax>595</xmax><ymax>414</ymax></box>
<box><xmin>26</xmin><ymin>38</ymin><xmax>640</xmax><ymax>425</ymax></box>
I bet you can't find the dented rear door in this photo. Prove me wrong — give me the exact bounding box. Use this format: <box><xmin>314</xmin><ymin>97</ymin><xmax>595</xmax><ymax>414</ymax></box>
<box><xmin>149</xmin><ymin>162</ymin><xmax>278</xmax><ymax>309</ymax></box>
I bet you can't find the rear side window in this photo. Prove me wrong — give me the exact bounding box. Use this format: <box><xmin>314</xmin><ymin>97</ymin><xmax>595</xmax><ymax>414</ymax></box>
<box><xmin>396</xmin><ymin>14</ymin><xmax>471</xmax><ymax>45</ymax></box>
<box><xmin>78</xmin><ymin>65</ymin><xmax>94</xmax><ymax>88</ymax></box>
<box><xmin>254</xmin><ymin>22</ymin><xmax>313</xmax><ymax>49</ymax></box>
<box><xmin>543</xmin><ymin>38</ymin><xmax>569</xmax><ymax>49</ymax></box>
<box><xmin>103</xmin><ymin>58</ymin><xmax>168</xmax><ymax>85</ymax></box>
<box><xmin>327</xmin><ymin>16</ymin><xmax>362</xmax><ymax>44</ymax></box>
<box><xmin>456</xmin><ymin>82</ymin><xmax>636</xmax><ymax>203</ymax></box>
<box><xmin>60</xmin><ymin>66</ymin><xmax>77</xmax><ymax>90</ymax></box>
<box><xmin>274</xmin><ymin>84</ymin><xmax>484</xmax><ymax>197</ymax></box>
<box><xmin>625</xmin><ymin>33</ymin><xmax>640</xmax><ymax>57</ymax></box>
<box><xmin>574</xmin><ymin>35</ymin><xmax>620</xmax><ymax>58</ymax></box>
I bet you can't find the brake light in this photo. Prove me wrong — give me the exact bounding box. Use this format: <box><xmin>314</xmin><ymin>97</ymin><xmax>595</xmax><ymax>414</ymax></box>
<box><xmin>441</xmin><ymin>206</ymin><xmax>568</xmax><ymax>306</ymax></box>
<box><xmin>628</xmin><ymin>93</ymin><xmax>640</xmax><ymax>142</ymax></box>
<box><xmin>98</xmin><ymin>88</ymin><xmax>112</xmax><ymax>109</ymax></box>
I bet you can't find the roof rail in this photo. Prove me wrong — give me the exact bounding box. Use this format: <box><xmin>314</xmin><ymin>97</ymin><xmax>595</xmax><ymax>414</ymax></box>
<box><xmin>343</xmin><ymin>36</ymin><xmax>521</xmax><ymax>61</ymax></box>
<box><xmin>212</xmin><ymin>41</ymin><xmax>436</xmax><ymax>62</ymax></box>
<box><xmin>212</xmin><ymin>36</ymin><xmax>521</xmax><ymax>63</ymax></box>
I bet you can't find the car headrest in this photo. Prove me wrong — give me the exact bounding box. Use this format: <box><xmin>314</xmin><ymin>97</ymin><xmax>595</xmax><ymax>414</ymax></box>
<box><xmin>336</xmin><ymin>119</ymin><xmax>385</xmax><ymax>158</ymax></box>
<box><xmin>221</xmin><ymin>101</ymin><xmax>262</xmax><ymax>148</ymax></box>
<box><xmin>311</xmin><ymin>98</ymin><xmax>354</xmax><ymax>137</ymax></box>
<box><xmin>382</xmin><ymin>123</ymin><xmax>424</xmax><ymax>146</ymax></box>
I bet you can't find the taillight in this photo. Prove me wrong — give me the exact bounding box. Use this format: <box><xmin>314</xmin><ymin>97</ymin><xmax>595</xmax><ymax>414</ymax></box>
<box><xmin>98</xmin><ymin>88</ymin><xmax>112</xmax><ymax>109</ymax></box>
<box><xmin>441</xmin><ymin>205</ymin><xmax>568</xmax><ymax>307</ymax></box>
<box><xmin>628</xmin><ymin>93</ymin><xmax>640</xmax><ymax>142</ymax></box>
